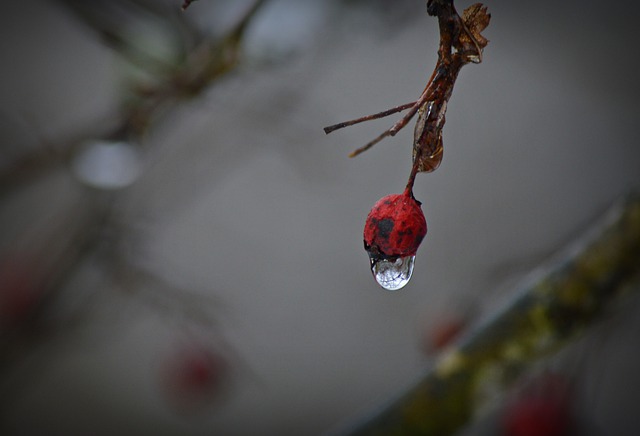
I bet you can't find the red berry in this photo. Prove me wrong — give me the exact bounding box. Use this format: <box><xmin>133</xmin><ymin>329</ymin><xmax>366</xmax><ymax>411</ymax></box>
<box><xmin>364</xmin><ymin>192</ymin><xmax>427</xmax><ymax>258</ymax></box>
<box><xmin>0</xmin><ymin>256</ymin><xmax>41</xmax><ymax>327</ymax></box>
<box><xmin>503</xmin><ymin>397</ymin><xmax>570</xmax><ymax>436</ymax></box>
<box><xmin>162</xmin><ymin>342</ymin><xmax>228</xmax><ymax>413</ymax></box>
<box><xmin>502</xmin><ymin>373</ymin><xmax>572</xmax><ymax>436</ymax></box>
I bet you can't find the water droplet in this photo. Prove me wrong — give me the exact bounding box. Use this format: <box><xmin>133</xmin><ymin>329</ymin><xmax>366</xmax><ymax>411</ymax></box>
<box><xmin>369</xmin><ymin>255</ymin><xmax>415</xmax><ymax>291</ymax></box>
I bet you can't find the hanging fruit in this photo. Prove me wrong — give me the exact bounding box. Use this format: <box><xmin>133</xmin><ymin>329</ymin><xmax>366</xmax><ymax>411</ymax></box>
<box><xmin>364</xmin><ymin>191</ymin><xmax>427</xmax><ymax>290</ymax></box>
<box><xmin>324</xmin><ymin>0</ymin><xmax>490</xmax><ymax>290</ymax></box>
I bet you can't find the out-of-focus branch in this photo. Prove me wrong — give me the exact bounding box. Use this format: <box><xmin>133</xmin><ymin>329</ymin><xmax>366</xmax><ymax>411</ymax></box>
<box><xmin>0</xmin><ymin>195</ymin><xmax>107</xmax><ymax>353</ymax></box>
<box><xmin>1</xmin><ymin>0</ymin><xmax>268</xmax><ymax>192</ymax></box>
<box><xmin>335</xmin><ymin>193</ymin><xmax>640</xmax><ymax>435</ymax></box>
<box><xmin>1</xmin><ymin>0</ymin><xmax>271</xmax><ymax>393</ymax></box>
<box><xmin>181</xmin><ymin>0</ymin><xmax>198</xmax><ymax>11</ymax></box>
<box><xmin>123</xmin><ymin>0</ymin><xmax>269</xmax><ymax>135</ymax></box>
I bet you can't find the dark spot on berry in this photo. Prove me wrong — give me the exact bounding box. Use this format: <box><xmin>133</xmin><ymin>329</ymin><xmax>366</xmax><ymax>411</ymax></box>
<box><xmin>377</xmin><ymin>218</ymin><xmax>394</xmax><ymax>239</ymax></box>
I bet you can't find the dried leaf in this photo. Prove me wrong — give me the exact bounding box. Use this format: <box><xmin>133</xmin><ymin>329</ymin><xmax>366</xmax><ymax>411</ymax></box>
<box><xmin>461</xmin><ymin>3</ymin><xmax>491</xmax><ymax>49</ymax></box>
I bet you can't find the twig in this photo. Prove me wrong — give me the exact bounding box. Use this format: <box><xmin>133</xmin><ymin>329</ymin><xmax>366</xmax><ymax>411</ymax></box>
<box><xmin>323</xmin><ymin>102</ymin><xmax>417</xmax><ymax>134</ymax></box>
<box><xmin>324</xmin><ymin>0</ymin><xmax>491</xmax><ymax>291</ymax></box>
<box><xmin>1</xmin><ymin>1</ymin><xmax>268</xmax><ymax>192</ymax></box>
<box><xmin>324</xmin><ymin>0</ymin><xmax>490</xmax><ymax>195</ymax></box>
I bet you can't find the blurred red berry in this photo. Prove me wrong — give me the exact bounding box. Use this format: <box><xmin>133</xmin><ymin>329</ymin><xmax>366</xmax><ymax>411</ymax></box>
<box><xmin>502</xmin><ymin>372</ymin><xmax>572</xmax><ymax>436</ymax></box>
<box><xmin>0</xmin><ymin>256</ymin><xmax>41</xmax><ymax>327</ymax></box>
<box><xmin>162</xmin><ymin>342</ymin><xmax>228</xmax><ymax>413</ymax></box>
<box><xmin>364</xmin><ymin>192</ymin><xmax>427</xmax><ymax>259</ymax></box>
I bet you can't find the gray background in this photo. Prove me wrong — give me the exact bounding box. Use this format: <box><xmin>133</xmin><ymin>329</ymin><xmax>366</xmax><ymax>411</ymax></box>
<box><xmin>1</xmin><ymin>0</ymin><xmax>640</xmax><ymax>434</ymax></box>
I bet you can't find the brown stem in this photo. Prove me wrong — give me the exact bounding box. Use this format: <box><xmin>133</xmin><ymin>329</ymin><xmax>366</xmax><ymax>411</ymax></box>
<box><xmin>324</xmin><ymin>102</ymin><xmax>416</xmax><ymax>134</ymax></box>
<box><xmin>325</xmin><ymin>0</ymin><xmax>489</xmax><ymax>172</ymax></box>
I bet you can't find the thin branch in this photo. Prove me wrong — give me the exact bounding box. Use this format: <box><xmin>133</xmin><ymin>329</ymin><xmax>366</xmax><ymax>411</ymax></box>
<box><xmin>323</xmin><ymin>102</ymin><xmax>416</xmax><ymax>134</ymax></box>
<box><xmin>1</xmin><ymin>1</ymin><xmax>268</xmax><ymax>192</ymax></box>
<box><xmin>348</xmin><ymin>84</ymin><xmax>433</xmax><ymax>158</ymax></box>
<box><xmin>323</xmin><ymin>0</ymin><xmax>490</xmax><ymax>169</ymax></box>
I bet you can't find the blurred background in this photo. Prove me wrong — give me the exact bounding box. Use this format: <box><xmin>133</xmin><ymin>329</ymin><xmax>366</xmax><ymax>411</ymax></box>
<box><xmin>1</xmin><ymin>0</ymin><xmax>640</xmax><ymax>435</ymax></box>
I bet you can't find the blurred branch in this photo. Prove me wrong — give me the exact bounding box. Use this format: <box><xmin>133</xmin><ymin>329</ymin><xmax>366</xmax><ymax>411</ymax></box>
<box><xmin>55</xmin><ymin>0</ymin><xmax>199</xmax><ymax>73</ymax></box>
<box><xmin>1</xmin><ymin>0</ymin><xmax>268</xmax><ymax>192</ymax></box>
<box><xmin>0</xmin><ymin>196</ymin><xmax>107</xmax><ymax>359</ymax></box>
<box><xmin>124</xmin><ymin>0</ymin><xmax>269</xmax><ymax>135</ymax></box>
<box><xmin>181</xmin><ymin>0</ymin><xmax>198</xmax><ymax>11</ymax></box>
<box><xmin>1</xmin><ymin>0</ymin><xmax>271</xmax><ymax>388</ymax></box>
<box><xmin>336</xmin><ymin>192</ymin><xmax>640</xmax><ymax>435</ymax></box>
<box><xmin>0</xmin><ymin>122</ymin><xmax>117</xmax><ymax>194</ymax></box>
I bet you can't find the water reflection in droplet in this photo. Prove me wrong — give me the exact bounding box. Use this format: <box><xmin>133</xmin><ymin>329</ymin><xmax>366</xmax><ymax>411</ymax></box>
<box><xmin>368</xmin><ymin>255</ymin><xmax>415</xmax><ymax>291</ymax></box>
